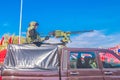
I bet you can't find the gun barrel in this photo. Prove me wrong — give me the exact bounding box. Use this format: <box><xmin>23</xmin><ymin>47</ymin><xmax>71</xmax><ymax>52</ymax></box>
<box><xmin>70</xmin><ymin>30</ymin><xmax>94</xmax><ymax>34</ymax></box>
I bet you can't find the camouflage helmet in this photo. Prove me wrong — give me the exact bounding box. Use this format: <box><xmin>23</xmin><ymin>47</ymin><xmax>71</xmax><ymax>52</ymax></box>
<box><xmin>29</xmin><ymin>21</ymin><xmax>39</xmax><ymax>27</ymax></box>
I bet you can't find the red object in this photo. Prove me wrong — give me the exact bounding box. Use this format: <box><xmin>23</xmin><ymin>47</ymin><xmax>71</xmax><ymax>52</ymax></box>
<box><xmin>8</xmin><ymin>36</ymin><xmax>13</xmax><ymax>44</ymax></box>
<box><xmin>100</xmin><ymin>56</ymin><xmax>105</xmax><ymax>61</ymax></box>
<box><xmin>0</xmin><ymin>49</ymin><xmax>7</xmax><ymax>63</ymax></box>
<box><xmin>0</xmin><ymin>37</ymin><xmax>4</xmax><ymax>45</ymax></box>
<box><xmin>0</xmin><ymin>76</ymin><xmax>2</xmax><ymax>80</ymax></box>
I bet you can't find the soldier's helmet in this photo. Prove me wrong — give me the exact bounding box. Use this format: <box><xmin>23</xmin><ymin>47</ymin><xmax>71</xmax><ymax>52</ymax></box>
<box><xmin>29</xmin><ymin>21</ymin><xmax>39</xmax><ymax>27</ymax></box>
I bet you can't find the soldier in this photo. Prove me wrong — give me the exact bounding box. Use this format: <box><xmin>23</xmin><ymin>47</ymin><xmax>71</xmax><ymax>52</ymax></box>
<box><xmin>26</xmin><ymin>21</ymin><xmax>49</xmax><ymax>44</ymax></box>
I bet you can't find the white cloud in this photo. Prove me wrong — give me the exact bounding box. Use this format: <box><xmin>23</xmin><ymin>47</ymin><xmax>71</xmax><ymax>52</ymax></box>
<box><xmin>3</xmin><ymin>23</ymin><xmax>9</xmax><ymax>27</ymax></box>
<box><xmin>45</xmin><ymin>30</ymin><xmax>120</xmax><ymax>48</ymax></box>
<box><xmin>0</xmin><ymin>23</ymin><xmax>9</xmax><ymax>29</ymax></box>
<box><xmin>67</xmin><ymin>30</ymin><xmax>120</xmax><ymax>48</ymax></box>
<box><xmin>3</xmin><ymin>23</ymin><xmax>8</xmax><ymax>26</ymax></box>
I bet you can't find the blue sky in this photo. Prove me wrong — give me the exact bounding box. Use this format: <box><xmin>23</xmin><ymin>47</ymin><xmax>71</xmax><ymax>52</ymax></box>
<box><xmin>0</xmin><ymin>0</ymin><xmax>120</xmax><ymax>47</ymax></box>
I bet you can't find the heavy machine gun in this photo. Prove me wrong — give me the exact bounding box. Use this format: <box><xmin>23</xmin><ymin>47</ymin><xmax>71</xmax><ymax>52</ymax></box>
<box><xmin>25</xmin><ymin>30</ymin><xmax>94</xmax><ymax>46</ymax></box>
<box><xmin>49</xmin><ymin>30</ymin><xmax>94</xmax><ymax>44</ymax></box>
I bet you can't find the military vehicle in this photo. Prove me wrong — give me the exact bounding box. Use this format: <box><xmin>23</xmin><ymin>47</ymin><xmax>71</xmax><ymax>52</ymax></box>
<box><xmin>0</xmin><ymin>44</ymin><xmax>120</xmax><ymax>80</ymax></box>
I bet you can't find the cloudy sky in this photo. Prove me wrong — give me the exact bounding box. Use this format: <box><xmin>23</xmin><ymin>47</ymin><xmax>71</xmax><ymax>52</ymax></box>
<box><xmin>0</xmin><ymin>0</ymin><xmax>120</xmax><ymax>48</ymax></box>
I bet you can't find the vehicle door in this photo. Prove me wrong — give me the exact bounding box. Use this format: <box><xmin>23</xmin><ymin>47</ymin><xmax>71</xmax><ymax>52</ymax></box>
<box><xmin>67</xmin><ymin>50</ymin><xmax>104</xmax><ymax>80</ymax></box>
<box><xmin>99</xmin><ymin>51</ymin><xmax>120</xmax><ymax>80</ymax></box>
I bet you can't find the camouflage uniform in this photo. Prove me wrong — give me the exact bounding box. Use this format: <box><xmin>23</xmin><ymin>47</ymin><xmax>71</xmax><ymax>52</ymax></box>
<box><xmin>26</xmin><ymin>21</ymin><xmax>43</xmax><ymax>43</ymax></box>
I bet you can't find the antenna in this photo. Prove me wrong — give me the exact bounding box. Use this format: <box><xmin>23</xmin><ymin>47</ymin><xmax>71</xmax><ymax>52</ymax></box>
<box><xmin>19</xmin><ymin>0</ymin><xmax>23</xmax><ymax>44</ymax></box>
